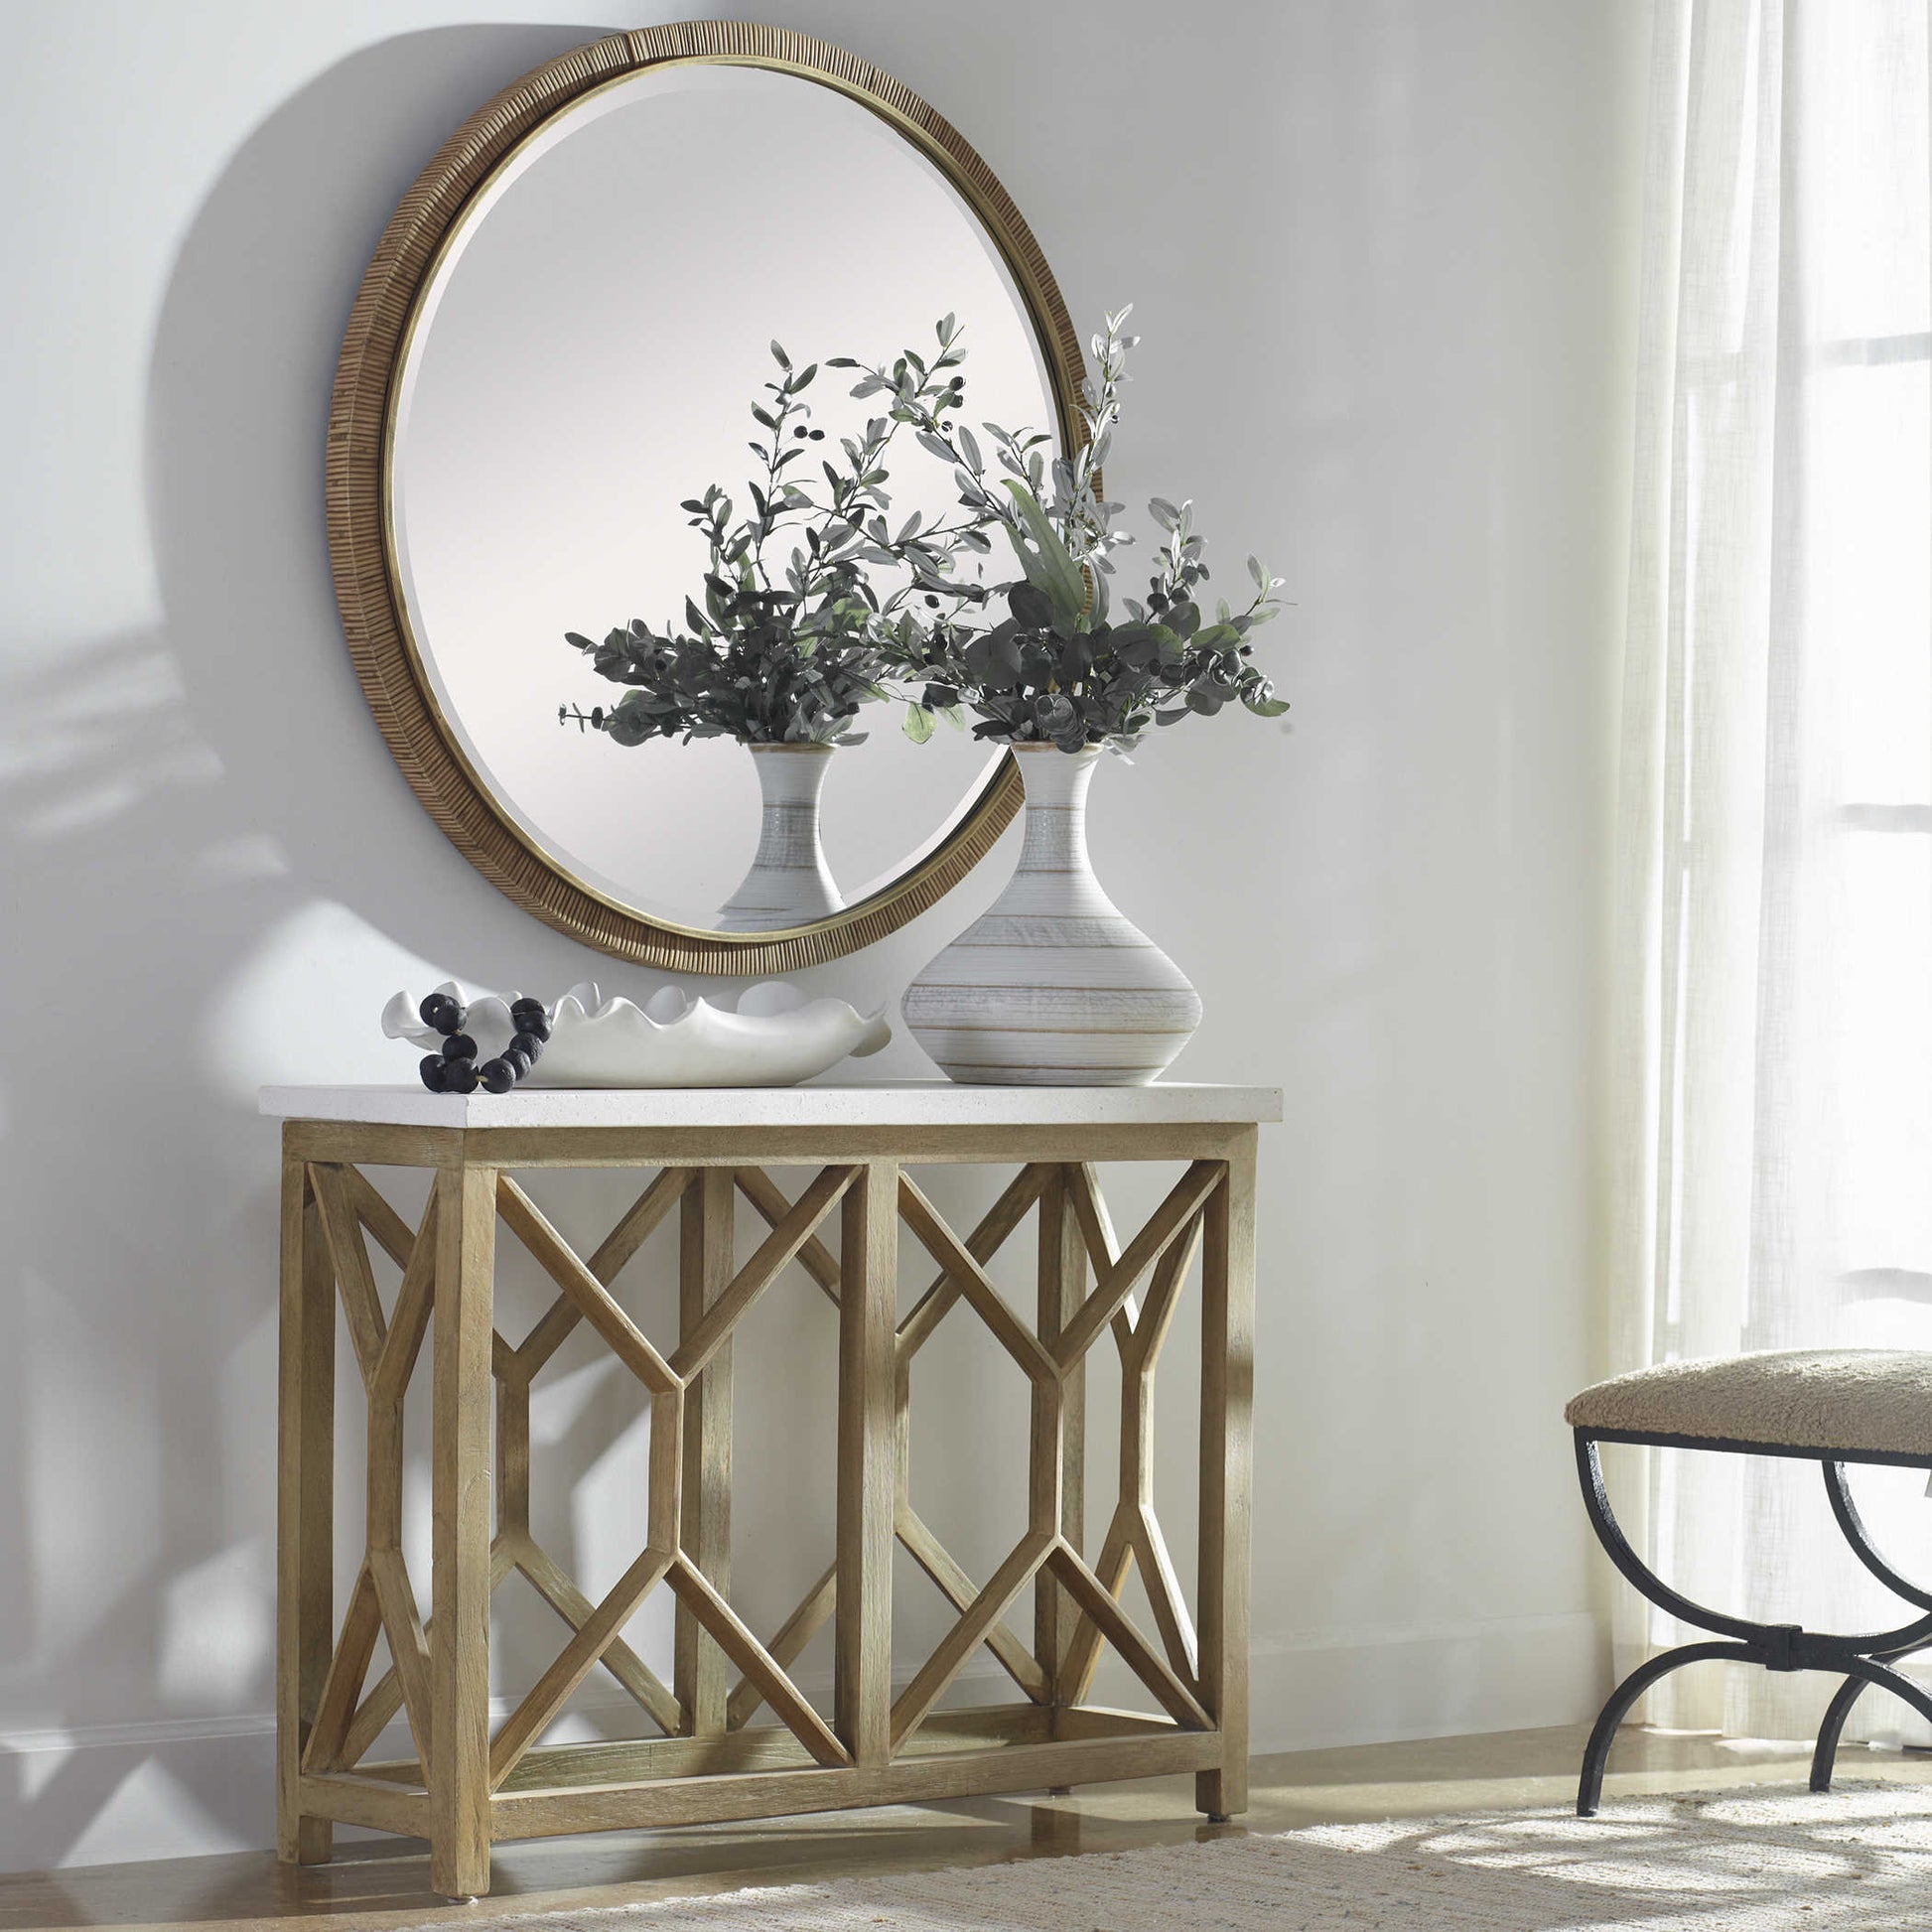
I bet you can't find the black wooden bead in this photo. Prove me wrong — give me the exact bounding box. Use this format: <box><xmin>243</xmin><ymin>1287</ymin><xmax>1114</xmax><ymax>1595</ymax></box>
<box><xmin>419</xmin><ymin>1054</ymin><xmax>449</xmax><ymax>1092</ymax></box>
<box><xmin>510</xmin><ymin>1032</ymin><xmax>544</xmax><ymax>1063</ymax></box>
<box><xmin>421</xmin><ymin>993</ymin><xmax>468</xmax><ymax>1035</ymax></box>
<box><xmin>442</xmin><ymin>1034</ymin><xmax>478</xmax><ymax>1061</ymax></box>
<box><xmin>478</xmin><ymin>1057</ymin><xmax>518</xmax><ymax>1094</ymax></box>
<box><xmin>443</xmin><ymin>1059</ymin><xmax>480</xmax><ymax>1094</ymax></box>
<box><xmin>523</xmin><ymin>1013</ymin><xmax>551</xmax><ymax>1041</ymax></box>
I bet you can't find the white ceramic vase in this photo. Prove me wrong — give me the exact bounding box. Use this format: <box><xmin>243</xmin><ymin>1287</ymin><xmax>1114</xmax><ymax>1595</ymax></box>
<box><xmin>902</xmin><ymin>743</ymin><xmax>1202</xmax><ymax>1085</ymax></box>
<box><xmin>714</xmin><ymin>743</ymin><xmax>842</xmax><ymax>931</ymax></box>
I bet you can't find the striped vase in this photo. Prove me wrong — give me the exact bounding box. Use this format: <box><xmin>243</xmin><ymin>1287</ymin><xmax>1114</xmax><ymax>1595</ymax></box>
<box><xmin>714</xmin><ymin>744</ymin><xmax>842</xmax><ymax>932</ymax></box>
<box><xmin>902</xmin><ymin>742</ymin><xmax>1201</xmax><ymax>1085</ymax></box>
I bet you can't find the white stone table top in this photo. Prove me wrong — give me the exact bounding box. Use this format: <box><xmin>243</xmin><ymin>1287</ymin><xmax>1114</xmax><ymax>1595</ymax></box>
<box><xmin>259</xmin><ymin>1082</ymin><xmax>1284</xmax><ymax>1130</ymax></box>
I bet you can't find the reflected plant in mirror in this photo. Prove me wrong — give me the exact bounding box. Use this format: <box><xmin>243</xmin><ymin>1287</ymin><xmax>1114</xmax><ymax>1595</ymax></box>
<box><xmin>558</xmin><ymin>324</ymin><xmax>998</xmax><ymax>931</ymax></box>
<box><xmin>893</xmin><ymin>309</ymin><xmax>1296</xmax><ymax>1086</ymax></box>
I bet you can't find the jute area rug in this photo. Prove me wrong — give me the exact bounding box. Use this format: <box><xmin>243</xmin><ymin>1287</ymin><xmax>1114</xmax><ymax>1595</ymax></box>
<box><xmin>433</xmin><ymin>1781</ymin><xmax>1932</xmax><ymax>1931</ymax></box>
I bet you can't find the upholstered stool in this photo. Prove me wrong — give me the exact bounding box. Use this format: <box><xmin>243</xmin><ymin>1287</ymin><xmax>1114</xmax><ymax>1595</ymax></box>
<box><xmin>1567</xmin><ymin>1349</ymin><xmax>1932</xmax><ymax>1815</ymax></box>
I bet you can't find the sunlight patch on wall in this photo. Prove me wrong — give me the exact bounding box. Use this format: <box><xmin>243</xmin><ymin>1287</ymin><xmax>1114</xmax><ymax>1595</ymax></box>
<box><xmin>198</xmin><ymin>898</ymin><xmax>451</xmax><ymax>1095</ymax></box>
<box><xmin>59</xmin><ymin>1755</ymin><xmax>254</xmax><ymax>1868</ymax></box>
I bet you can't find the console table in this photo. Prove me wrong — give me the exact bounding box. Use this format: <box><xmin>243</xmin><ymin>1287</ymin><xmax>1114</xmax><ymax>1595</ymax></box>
<box><xmin>262</xmin><ymin>1082</ymin><xmax>1278</xmax><ymax>1898</ymax></box>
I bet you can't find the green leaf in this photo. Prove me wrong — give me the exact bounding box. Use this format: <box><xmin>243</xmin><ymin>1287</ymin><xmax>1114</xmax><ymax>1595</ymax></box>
<box><xmin>1000</xmin><ymin>482</ymin><xmax>1088</xmax><ymax>629</ymax></box>
<box><xmin>903</xmin><ymin>704</ymin><xmax>936</xmax><ymax>744</ymax></box>
<box><xmin>770</xmin><ymin>340</ymin><xmax>790</xmax><ymax>368</ymax></box>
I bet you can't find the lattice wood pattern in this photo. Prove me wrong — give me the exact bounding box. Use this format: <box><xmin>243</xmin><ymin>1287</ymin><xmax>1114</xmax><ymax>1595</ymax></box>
<box><xmin>276</xmin><ymin>1124</ymin><xmax>1256</xmax><ymax>1898</ymax></box>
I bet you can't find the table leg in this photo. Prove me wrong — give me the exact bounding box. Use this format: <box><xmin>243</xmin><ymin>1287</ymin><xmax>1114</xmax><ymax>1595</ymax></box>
<box><xmin>431</xmin><ymin>1161</ymin><xmax>496</xmax><ymax>1899</ymax></box>
<box><xmin>837</xmin><ymin>1161</ymin><xmax>897</xmax><ymax>1766</ymax></box>
<box><xmin>676</xmin><ymin>1168</ymin><xmax>735</xmax><ymax>1734</ymax></box>
<box><xmin>1196</xmin><ymin>1131</ymin><xmax>1256</xmax><ymax>1823</ymax></box>
<box><xmin>1035</xmin><ymin>1167</ymin><xmax>1086</xmax><ymax>1729</ymax></box>
<box><xmin>277</xmin><ymin>1149</ymin><xmax>335</xmax><ymax>1863</ymax></box>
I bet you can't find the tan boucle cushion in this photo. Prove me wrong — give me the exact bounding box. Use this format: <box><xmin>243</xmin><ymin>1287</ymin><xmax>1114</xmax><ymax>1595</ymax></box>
<box><xmin>1566</xmin><ymin>1349</ymin><xmax>1932</xmax><ymax>1459</ymax></box>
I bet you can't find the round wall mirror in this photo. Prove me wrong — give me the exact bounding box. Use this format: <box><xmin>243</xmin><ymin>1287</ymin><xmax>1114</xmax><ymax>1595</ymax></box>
<box><xmin>329</xmin><ymin>25</ymin><xmax>1084</xmax><ymax>972</ymax></box>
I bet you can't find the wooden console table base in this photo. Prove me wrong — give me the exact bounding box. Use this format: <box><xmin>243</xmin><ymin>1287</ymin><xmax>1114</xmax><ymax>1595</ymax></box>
<box><xmin>263</xmin><ymin>1085</ymin><xmax>1275</xmax><ymax>1899</ymax></box>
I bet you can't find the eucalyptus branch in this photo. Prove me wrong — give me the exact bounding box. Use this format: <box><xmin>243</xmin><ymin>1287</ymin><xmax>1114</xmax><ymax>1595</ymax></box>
<box><xmin>871</xmin><ymin>308</ymin><xmax>1293</xmax><ymax>754</ymax></box>
<box><xmin>559</xmin><ymin>324</ymin><xmax>998</xmax><ymax>750</ymax></box>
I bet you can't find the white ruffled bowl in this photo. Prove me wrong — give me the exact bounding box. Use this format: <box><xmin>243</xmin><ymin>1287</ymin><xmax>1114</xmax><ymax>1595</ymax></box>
<box><xmin>382</xmin><ymin>980</ymin><xmax>889</xmax><ymax>1089</ymax></box>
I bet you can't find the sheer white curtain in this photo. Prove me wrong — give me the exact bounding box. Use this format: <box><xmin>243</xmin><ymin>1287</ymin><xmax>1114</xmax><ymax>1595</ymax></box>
<box><xmin>1614</xmin><ymin>0</ymin><xmax>1932</xmax><ymax>1739</ymax></box>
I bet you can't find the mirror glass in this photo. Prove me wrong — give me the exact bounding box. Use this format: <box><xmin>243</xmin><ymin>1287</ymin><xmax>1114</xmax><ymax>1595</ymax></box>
<box><xmin>388</xmin><ymin>63</ymin><xmax>1061</xmax><ymax>933</ymax></box>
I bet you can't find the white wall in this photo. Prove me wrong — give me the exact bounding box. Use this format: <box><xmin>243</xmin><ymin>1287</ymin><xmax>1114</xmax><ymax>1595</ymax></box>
<box><xmin>0</xmin><ymin>0</ymin><xmax>1642</xmax><ymax>1871</ymax></box>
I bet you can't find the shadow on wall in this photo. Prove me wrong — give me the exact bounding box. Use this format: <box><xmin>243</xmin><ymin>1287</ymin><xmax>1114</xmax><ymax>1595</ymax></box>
<box><xmin>150</xmin><ymin>23</ymin><xmax>629</xmax><ymax>976</ymax></box>
<box><xmin>0</xmin><ymin>22</ymin><xmax>1012</xmax><ymax>1870</ymax></box>
<box><xmin>0</xmin><ymin>25</ymin><xmax>631</xmax><ymax>1869</ymax></box>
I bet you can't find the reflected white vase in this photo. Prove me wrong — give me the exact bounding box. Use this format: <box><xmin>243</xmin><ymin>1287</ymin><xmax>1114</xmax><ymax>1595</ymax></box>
<box><xmin>714</xmin><ymin>744</ymin><xmax>842</xmax><ymax>932</ymax></box>
<box><xmin>902</xmin><ymin>743</ymin><xmax>1202</xmax><ymax>1085</ymax></box>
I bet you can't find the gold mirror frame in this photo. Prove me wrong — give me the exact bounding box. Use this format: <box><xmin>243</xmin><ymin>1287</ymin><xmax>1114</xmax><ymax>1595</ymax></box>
<box><xmin>327</xmin><ymin>22</ymin><xmax>1086</xmax><ymax>974</ymax></box>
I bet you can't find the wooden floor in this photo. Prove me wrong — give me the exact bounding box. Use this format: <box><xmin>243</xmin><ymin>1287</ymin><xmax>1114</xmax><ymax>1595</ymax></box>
<box><xmin>5</xmin><ymin>1724</ymin><xmax>1931</xmax><ymax>1930</ymax></box>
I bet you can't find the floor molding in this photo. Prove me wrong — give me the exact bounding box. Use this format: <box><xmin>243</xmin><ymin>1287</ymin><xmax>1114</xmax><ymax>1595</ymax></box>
<box><xmin>1244</xmin><ymin>1610</ymin><xmax>1608</xmax><ymax>1753</ymax></box>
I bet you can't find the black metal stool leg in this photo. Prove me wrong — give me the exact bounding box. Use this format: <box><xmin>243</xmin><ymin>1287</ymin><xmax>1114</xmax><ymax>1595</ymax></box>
<box><xmin>1822</xmin><ymin>1461</ymin><xmax>1932</xmax><ymax>1610</ymax></box>
<box><xmin>1576</xmin><ymin>1435</ymin><xmax>1789</xmax><ymax>1642</ymax></box>
<box><xmin>1811</xmin><ymin>1463</ymin><xmax>1932</xmax><ymax>1787</ymax></box>
<box><xmin>1579</xmin><ymin>1640</ymin><xmax>1757</xmax><ymax>1816</ymax></box>
<box><xmin>1810</xmin><ymin>1656</ymin><xmax>1932</xmax><ymax>1790</ymax></box>
<box><xmin>1575</xmin><ymin>1434</ymin><xmax>1932</xmax><ymax>1815</ymax></box>
<box><xmin>1811</xmin><ymin>1673</ymin><xmax>1868</xmax><ymax>1791</ymax></box>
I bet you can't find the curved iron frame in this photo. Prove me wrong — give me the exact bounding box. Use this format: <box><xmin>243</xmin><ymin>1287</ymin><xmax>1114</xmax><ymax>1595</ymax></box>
<box><xmin>1574</xmin><ymin>1426</ymin><xmax>1932</xmax><ymax>1816</ymax></box>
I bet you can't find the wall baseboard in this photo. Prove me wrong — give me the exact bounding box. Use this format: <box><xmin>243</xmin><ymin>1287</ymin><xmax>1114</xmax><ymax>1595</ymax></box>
<box><xmin>0</xmin><ymin>1611</ymin><xmax>1607</xmax><ymax>1873</ymax></box>
<box><xmin>1243</xmin><ymin>1610</ymin><xmax>1608</xmax><ymax>1754</ymax></box>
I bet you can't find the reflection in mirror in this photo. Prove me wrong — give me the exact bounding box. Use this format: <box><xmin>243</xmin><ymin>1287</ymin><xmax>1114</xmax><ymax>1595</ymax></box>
<box><xmin>390</xmin><ymin>63</ymin><xmax>1060</xmax><ymax>933</ymax></box>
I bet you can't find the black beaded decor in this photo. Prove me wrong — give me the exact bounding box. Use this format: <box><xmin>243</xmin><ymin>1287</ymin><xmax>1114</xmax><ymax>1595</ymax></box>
<box><xmin>417</xmin><ymin>993</ymin><xmax>551</xmax><ymax>1096</ymax></box>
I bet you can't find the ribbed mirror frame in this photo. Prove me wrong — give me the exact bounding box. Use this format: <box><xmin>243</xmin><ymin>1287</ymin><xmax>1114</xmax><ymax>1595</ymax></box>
<box><xmin>327</xmin><ymin>22</ymin><xmax>1086</xmax><ymax>972</ymax></box>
